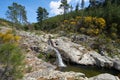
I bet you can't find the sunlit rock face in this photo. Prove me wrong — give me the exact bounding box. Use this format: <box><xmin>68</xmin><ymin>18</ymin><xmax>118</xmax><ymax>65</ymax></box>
<box><xmin>89</xmin><ymin>73</ymin><xmax>119</xmax><ymax>80</ymax></box>
<box><xmin>51</xmin><ymin>37</ymin><xmax>114</xmax><ymax>68</ymax></box>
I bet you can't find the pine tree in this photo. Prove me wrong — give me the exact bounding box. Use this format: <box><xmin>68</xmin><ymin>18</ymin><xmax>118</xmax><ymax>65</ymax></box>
<box><xmin>6</xmin><ymin>2</ymin><xmax>27</xmax><ymax>24</ymax></box>
<box><xmin>59</xmin><ymin>0</ymin><xmax>69</xmax><ymax>20</ymax></box>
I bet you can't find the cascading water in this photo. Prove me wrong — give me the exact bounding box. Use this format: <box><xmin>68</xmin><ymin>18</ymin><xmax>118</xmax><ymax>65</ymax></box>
<box><xmin>48</xmin><ymin>38</ymin><xmax>66</xmax><ymax>67</ymax></box>
<box><xmin>52</xmin><ymin>47</ymin><xmax>66</xmax><ymax>67</ymax></box>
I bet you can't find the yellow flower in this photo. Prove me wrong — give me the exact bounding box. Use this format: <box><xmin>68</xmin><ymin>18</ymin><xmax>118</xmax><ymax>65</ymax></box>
<box><xmin>96</xmin><ymin>18</ymin><xmax>106</xmax><ymax>28</ymax></box>
<box><xmin>3</xmin><ymin>34</ymin><xmax>14</xmax><ymax>42</ymax></box>
<box><xmin>14</xmin><ymin>36</ymin><xmax>21</xmax><ymax>41</ymax></box>
<box><xmin>76</xmin><ymin>16</ymin><xmax>81</xmax><ymax>19</ymax></box>
<box><xmin>94</xmin><ymin>29</ymin><xmax>99</xmax><ymax>35</ymax></box>
<box><xmin>85</xmin><ymin>16</ymin><xmax>92</xmax><ymax>23</ymax></box>
<box><xmin>64</xmin><ymin>20</ymin><xmax>69</xmax><ymax>23</ymax></box>
<box><xmin>70</xmin><ymin>21</ymin><xmax>76</xmax><ymax>25</ymax></box>
<box><xmin>0</xmin><ymin>33</ymin><xmax>4</xmax><ymax>38</ymax></box>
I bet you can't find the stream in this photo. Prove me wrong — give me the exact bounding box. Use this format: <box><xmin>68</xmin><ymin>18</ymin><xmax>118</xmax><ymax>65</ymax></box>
<box><xmin>48</xmin><ymin>38</ymin><xmax>120</xmax><ymax>78</ymax></box>
<box><xmin>63</xmin><ymin>64</ymin><xmax>120</xmax><ymax>78</ymax></box>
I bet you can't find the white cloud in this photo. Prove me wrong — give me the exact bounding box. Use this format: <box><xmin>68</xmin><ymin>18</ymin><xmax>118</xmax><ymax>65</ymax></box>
<box><xmin>49</xmin><ymin>0</ymin><xmax>62</xmax><ymax>15</ymax></box>
<box><xmin>49</xmin><ymin>0</ymin><xmax>89</xmax><ymax>16</ymax></box>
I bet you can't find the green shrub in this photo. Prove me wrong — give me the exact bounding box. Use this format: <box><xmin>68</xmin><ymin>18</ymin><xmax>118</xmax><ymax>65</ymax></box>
<box><xmin>0</xmin><ymin>43</ymin><xmax>24</xmax><ymax>80</ymax></box>
<box><xmin>38</xmin><ymin>53</ymin><xmax>43</xmax><ymax>58</ymax></box>
<box><xmin>0</xmin><ymin>29</ymin><xmax>24</xmax><ymax>80</ymax></box>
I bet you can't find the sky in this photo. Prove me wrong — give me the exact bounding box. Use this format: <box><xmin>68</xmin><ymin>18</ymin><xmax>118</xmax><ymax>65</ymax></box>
<box><xmin>0</xmin><ymin>0</ymin><xmax>89</xmax><ymax>23</ymax></box>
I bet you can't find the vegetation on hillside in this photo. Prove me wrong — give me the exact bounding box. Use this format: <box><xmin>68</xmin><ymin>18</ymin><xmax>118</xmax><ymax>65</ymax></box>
<box><xmin>0</xmin><ymin>29</ymin><xmax>24</xmax><ymax>80</ymax></box>
<box><xmin>0</xmin><ymin>18</ymin><xmax>13</xmax><ymax>27</ymax></box>
<box><xmin>33</xmin><ymin>0</ymin><xmax>120</xmax><ymax>39</ymax></box>
<box><xmin>0</xmin><ymin>0</ymin><xmax>119</xmax><ymax>58</ymax></box>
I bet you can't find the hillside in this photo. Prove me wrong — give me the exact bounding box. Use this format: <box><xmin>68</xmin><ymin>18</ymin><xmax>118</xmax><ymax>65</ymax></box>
<box><xmin>0</xmin><ymin>18</ymin><xmax>13</xmax><ymax>27</ymax></box>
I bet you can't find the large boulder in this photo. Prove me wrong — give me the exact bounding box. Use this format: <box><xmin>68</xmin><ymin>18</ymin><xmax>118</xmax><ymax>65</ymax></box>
<box><xmin>52</xmin><ymin>37</ymin><xmax>96</xmax><ymax>65</ymax></box>
<box><xmin>113</xmin><ymin>60</ymin><xmax>120</xmax><ymax>71</ymax></box>
<box><xmin>90</xmin><ymin>52</ymin><xmax>113</xmax><ymax>68</ymax></box>
<box><xmin>52</xmin><ymin>37</ymin><xmax>114</xmax><ymax>68</ymax></box>
<box><xmin>18</xmin><ymin>31</ymin><xmax>120</xmax><ymax>70</ymax></box>
<box><xmin>89</xmin><ymin>73</ymin><xmax>120</xmax><ymax>80</ymax></box>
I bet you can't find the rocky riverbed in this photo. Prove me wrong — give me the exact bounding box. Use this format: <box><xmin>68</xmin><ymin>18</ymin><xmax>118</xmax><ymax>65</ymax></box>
<box><xmin>15</xmin><ymin>30</ymin><xmax>120</xmax><ymax>80</ymax></box>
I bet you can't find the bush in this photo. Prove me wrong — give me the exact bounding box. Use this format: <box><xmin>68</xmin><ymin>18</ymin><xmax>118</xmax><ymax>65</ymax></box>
<box><xmin>0</xmin><ymin>29</ymin><xmax>24</xmax><ymax>80</ymax></box>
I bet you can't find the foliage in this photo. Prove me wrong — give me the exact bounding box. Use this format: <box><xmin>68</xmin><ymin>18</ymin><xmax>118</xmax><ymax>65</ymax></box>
<box><xmin>59</xmin><ymin>0</ymin><xmax>70</xmax><ymax>20</ymax></box>
<box><xmin>36</xmin><ymin>7</ymin><xmax>49</xmax><ymax>23</ymax></box>
<box><xmin>6</xmin><ymin>2</ymin><xmax>27</xmax><ymax>24</ymax></box>
<box><xmin>33</xmin><ymin>0</ymin><xmax>120</xmax><ymax>39</ymax></box>
<box><xmin>75</xmin><ymin>2</ymin><xmax>79</xmax><ymax>12</ymax></box>
<box><xmin>0</xmin><ymin>29</ymin><xmax>24</xmax><ymax>80</ymax></box>
<box><xmin>61</xmin><ymin>16</ymin><xmax>106</xmax><ymax>36</ymax></box>
<box><xmin>0</xmin><ymin>18</ymin><xmax>13</xmax><ymax>27</ymax></box>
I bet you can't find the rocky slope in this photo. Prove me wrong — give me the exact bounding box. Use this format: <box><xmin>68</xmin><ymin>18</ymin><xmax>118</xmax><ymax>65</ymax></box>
<box><xmin>23</xmin><ymin>51</ymin><xmax>86</xmax><ymax>80</ymax></box>
<box><xmin>16</xmin><ymin>30</ymin><xmax>120</xmax><ymax>80</ymax></box>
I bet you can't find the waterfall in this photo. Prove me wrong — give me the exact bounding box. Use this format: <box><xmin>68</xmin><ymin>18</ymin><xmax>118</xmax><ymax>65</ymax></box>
<box><xmin>52</xmin><ymin>47</ymin><xmax>67</xmax><ymax>67</ymax></box>
<box><xmin>48</xmin><ymin>39</ymin><xmax>66</xmax><ymax>67</ymax></box>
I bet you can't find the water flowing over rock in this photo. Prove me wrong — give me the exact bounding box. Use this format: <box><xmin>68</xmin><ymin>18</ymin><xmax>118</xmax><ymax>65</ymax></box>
<box><xmin>52</xmin><ymin>37</ymin><xmax>96</xmax><ymax>65</ymax></box>
<box><xmin>51</xmin><ymin>37</ymin><xmax>114</xmax><ymax>68</ymax></box>
<box><xmin>48</xmin><ymin>36</ymin><xmax>66</xmax><ymax>67</ymax></box>
<box><xmin>23</xmin><ymin>49</ymin><xmax>87</xmax><ymax>80</ymax></box>
<box><xmin>52</xmin><ymin>46</ymin><xmax>67</xmax><ymax>67</ymax></box>
<box><xmin>89</xmin><ymin>73</ymin><xmax>120</xmax><ymax>80</ymax></box>
<box><xmin>18</xmin><ymin>31</ymin><xmax>120</xmax><ymax>70</ymax></box>
<box><xmin>16</xmin><ymin>30</ymin><xmax>120</xmax><ymax>80</ymax></box>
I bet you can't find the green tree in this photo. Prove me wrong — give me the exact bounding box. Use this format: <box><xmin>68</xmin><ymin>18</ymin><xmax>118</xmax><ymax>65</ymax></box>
<box><xmin>59</xmin><ymin>0</ymin><xmax>69</xmax><ymax>20</ymax></box>
<box><xmin>75</xmin><ymin>2</ymin><xmax>79</xmax><ymax>12</ymax></box>
<box><xmin>36</xmin><ymin>7</ymin><xmax>49</xmax><ymax>23</ymax></box>
<box><xmin>89</xmin><ymin>0</ymin><xmax>96</xmax><ymax>7</ymax></box>
<box><xmin>81</xmin><ymin>0</ymin><xmax>85</xmax><ymax>19</ymax></box>
<box><xmin>6</xmin><ymin>2</ymin><xmax>27</xmax><ymax>24</ymax></box>
<box><xmin>70</xmin><ymin>5</ymin><xmax>73</xmax><ymax>12</ymax></box>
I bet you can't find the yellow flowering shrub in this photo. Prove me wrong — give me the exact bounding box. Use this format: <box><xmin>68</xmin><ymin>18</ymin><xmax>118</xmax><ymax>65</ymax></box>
<box><xmin>76</xmin><ymin>16</ymin><xmax>81</xmax><ymax>20</ymax></box>
<box><xmin>62</xmin><ymin>16</ymin><xmax>106</xmax><ymax>36</ymax></box>
<box><xmin>3</xmin><ymin>34</ymin><xmax>14</xmax><ymax>42</ymax></box>
<box><xmin>84</xmin><ymin>16</ymin><xmax>92</xmax><ymax>23</ymax></box>
<box><xmin>64</xmin><ymin>20</ymin><xmax>69</xmax><ymax>23</ymax></box>
<box><xmin>70</xmin><ymin>21</ymin><xmax>77</xmax><ymax>25</ymax></box>
<box><xmin>87</xmin><ymin>29</ymin><xmax>94</xmax><ymax>34</ymax></box>
<box><xmin>14</xmin><ymin>36</ymin><xmax>21</xmax><ymax>41</ymax></box>
<box><xmin>93</xmin><ymin>29</ymin><xmax>99</xmax><ymax>35</ymax></box>
<box><xmin>0</xmin><ymin>29</ymin><xmax>21</xmax><ymax>43</ymax></box>
<box><xmin>96</xmin><ymin>18</ymin><xmax>106</xmax><ymax>29</ymax></box>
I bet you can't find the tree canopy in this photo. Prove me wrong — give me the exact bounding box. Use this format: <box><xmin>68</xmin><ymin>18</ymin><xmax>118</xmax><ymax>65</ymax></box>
<box><xmin>36</xmin><ymin>7</ymin><xmax>49</xmax><ymax>23</ymax></box>
<box><xmin>59</xmin><ymin>0</ymin><xmax>69</xmax><ymax>20</ymax></box>
<box><xmin>6</xmin><ymin>2</ymin><xmax>27</xmax><ymax>24</ymax></box>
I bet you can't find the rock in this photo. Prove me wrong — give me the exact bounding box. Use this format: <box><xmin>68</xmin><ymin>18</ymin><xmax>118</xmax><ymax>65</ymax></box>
<box><xmin>52</xmin><ymin>37</ymin><xmax>89</xmax><ymax>64</ymax></box>
<box><xmin>23</xmin><ymin>77</ymin><xmax>36</xmax><ymax>80</ymax></box>
<box><xmin>17</xmin><ymin>30</ymin><xmax>120</xmax><ymax>79</ymax></box>
<box><xmin>51</xmin><ymin>37</ymin><xmax>114</xmax><ymax>68</ymax></box>
<box><xmin>90</xmin><ymin>52</ymin><xmax>113</xmax><ymax>68</ymax></box>
<box><xmin>23</xmin><ymin>69</ymin><xmax>87</xmax><ymax>80</ymax></box>
<box><xmin>71</xmin><ymin>34</ymin><xmax>88</xmax><ymax>42</ymax></box>
<box><xmin>113</xmin><ymin>60</ymin><xmax>120</xmax><ymax>71</ymax></box>
<box><xmin>78</xmin><ymin>53</ymin><xmax>96</xmax><ymax>65</ymax></box>
<box><xmin>89</xmin><ymin>73</ymin><xmax>120</xmax><ymax>80</ymax></box>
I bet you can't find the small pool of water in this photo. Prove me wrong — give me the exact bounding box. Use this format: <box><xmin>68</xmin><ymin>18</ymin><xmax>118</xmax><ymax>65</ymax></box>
<box><xmin>63</xmin><ymin>65</ymin><xmax>120</xmax><ymax>78</ymax></box>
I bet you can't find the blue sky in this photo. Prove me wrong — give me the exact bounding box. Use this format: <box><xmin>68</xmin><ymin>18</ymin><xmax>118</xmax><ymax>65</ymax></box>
<box><xmin>0</xmin><ymin>0</ymin><xmax>89</xmax><ymax>23</ymax></box>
